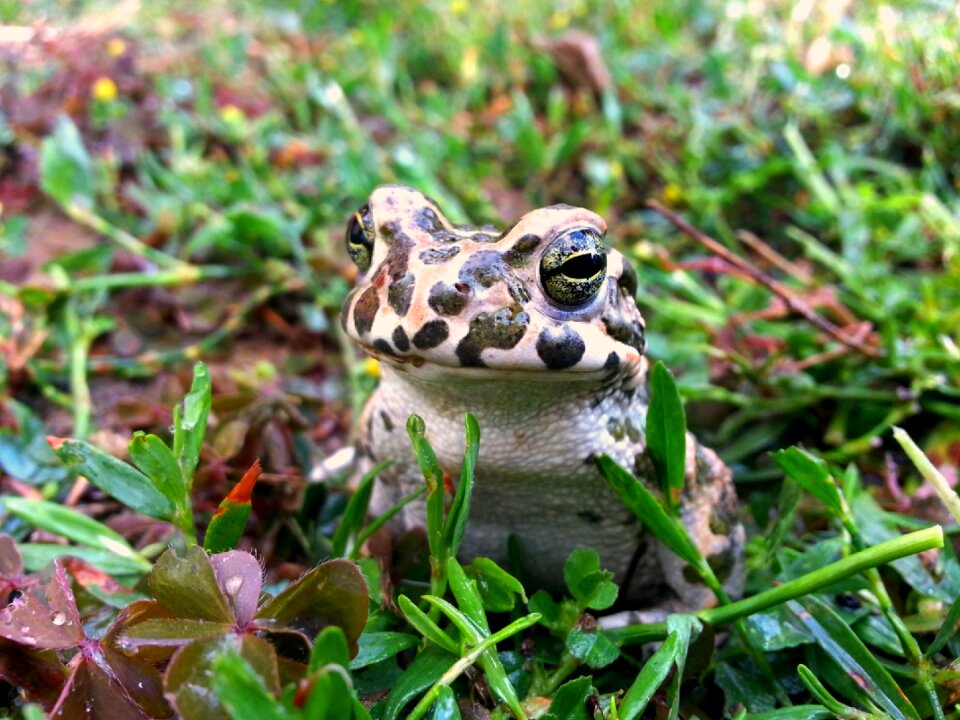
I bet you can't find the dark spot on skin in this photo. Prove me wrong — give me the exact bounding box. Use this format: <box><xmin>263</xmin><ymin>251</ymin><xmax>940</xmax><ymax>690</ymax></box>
<box><xmin>583</xmin><ymin>453</ymin><xmax>596</xmax><ymax>465</ymax></box>
<box><xmin>618</xmin><ymin>259</ymin><xmax>638</xmax><ymax>297</ymax></box>
<box><xmin>456</xmin><ymin>305</ymin><xmax>530</xmax><ymax>367</ymax></box>
<box><xmin>501</xmin><ymin>234</ymin><xmax>541</xmax><ymax>267</ymax></box>
<box><xmin>601</xmin><ymin>283</ymin><xmax>646</xmax><ymax>353</ymax></box>
<box><xmin>625</xmin><ymin>418</ymin><xmax>643</xmax><ymax>443</ymax></box>
<box><xmin>577</xmin><ymin>509</ymin><xmax>604</xmax><ymax>525</ymax></box>
<box><xmin>372</xmin><ymin>339</ymin><xmax>397</xmax><ymax>357</ymax></box>
<box><xmin>428</xmin><ymin>281</ymin><xmax>471</xmax><ymax>316</ymax></box>
<box><xmin>352</xmin><ymin>285</ymin><xmax>380</xmax><ymax>336</ymax></box>
<box><xmin>392</xmin><ymin>326</ymin><xmax>410</xmax><ymax>352</ymax></box>
<box><xmin>470</xmin><ymin>233</ymin><xmax>496</xmax><ymax>243</ymax></box>
<box><xmin>535</xmin><ymin>326</ymin><xmax>586</xmax><ymax>370</ymax></box>
<box><xmin>604</xmin><ymin>351</ymin><xmax>620</xmax><ymax>370</ymax></box>
<box><xmin>419</xmin><ymin>246</ymin><xmax>461</xmax><ymax>264</ymax></box>
<box><xmin>459</xmin><ymin>250</ymin><xmax>530</xmax><ymax>305</ymax></box>
<box><xmin>414</xmin><ymin>206</ymin><xmax>444</xmax><ymax>233</ymax></box>
<box><xmin>709</xmin><ymin>513</ymin><xmax>729</xmax><ymax>536</ymax></box>
<box><xmin>382</xmin><ymin>222</ymin><xmax>414</xmax><ymax>296</ymax></box>
<box><xmin>607</xmin><ymin>418</ymin><xmax>625</xmax><ymax>441</ymax></box>
<box><xmin>380</xmin><ymin>411</ymin><xmax>394</xmax><ymax>432</ymax></box>
<box><xmin>388</xmin><ymin>273</ymin><xmax>416</xmax><ymax>316</ymax></box>
<box><xmin>412</xmin><ymin>319</ymin><xmax>450</xmax><ymax>350</ymax></box>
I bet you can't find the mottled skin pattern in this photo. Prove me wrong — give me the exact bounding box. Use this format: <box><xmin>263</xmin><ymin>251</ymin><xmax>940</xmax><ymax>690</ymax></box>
<box><xmin>342</xmin><ymin>185</ymin><xmax>744</xmax><ymax>609</ymax></box>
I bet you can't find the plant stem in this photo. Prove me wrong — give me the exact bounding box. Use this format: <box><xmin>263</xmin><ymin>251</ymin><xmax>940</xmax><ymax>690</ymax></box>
<box><xmin>609</xmin><ymin>526</ymin><xmax>944</xmax><ymax>645</ymax></box>
<box><xmin>894</xmin><ymin>426</ymin><xmax>960</xmax><ymax>526</ymax></box>
<box><xmin>67</xmin><ymin>265</ymin><xmax>238</xmax><ymax>293</ymax></box>
<box><xmin>406</xmin><ymin>613</ymin><xmax>540</xmax><ymax>720</ymax></box>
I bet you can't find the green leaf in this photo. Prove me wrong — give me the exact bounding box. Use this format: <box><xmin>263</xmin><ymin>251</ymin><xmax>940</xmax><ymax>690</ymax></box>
<box><xmin>664</xmin><ymin>615</ymin><xmax>701</xmax><ymax>720</ymax></box>
<box><xmin>597</xmin><ymin>455</ymin><xmax>705</xmax><ymax>571</ymax></box>
<box><xmin>444</xmin><ymin>413</ymin><xmax>479</xmax><ymax>555</ymax></box>
<box><xmin>0</xmin><ymin>400</ymin><xmax>70</xmax><ymax>486</ymax></box>
<box><xmin>302</xmin><ymin>667</ymin><xmax>355</xmax><ymax>720</ymax></box>
<box><xmin>467</xmin><ymin>557</ymin><xmax>526</xmax><ymax>612</ymax></box>
<box><xmin>566</xmin><ymin>627</ymin><xmax>620</xmax><ymax>669</ymax></box>
<box><xmin>256</xmin><ymin>559</ymin><xmax>369</xmax><ymax>657</ymax></box>
<box><xmin>617</xmin><ymin>631</ymin><xmax>681</xmax><ymax>720</ymax></box>
<box><xmin>772</xmin><ymin>447</ymin><xmax>842</xmax><ymax>515</ymax></box>
<box><xmin>795</xmin><ymin>664</ymin><xmax>854</xmax><ymax>717</ymax></box>
<box><xmin>173</xmin><ymin>362</ymin><xmax>212</xmax><ymax>487</ymax></box>
<box><xmin>39</xmin><ymin>116</ymin><xmax>93</xmax><ymax>207</ymax></box>
<box><xmin>406</xmin><ymin>415</ymin><xmax>445</xmax><ymax>559</ymax></box>
<box><xmin>743</xmin><ymin>706</ymin><xmax>834</xmax><ymax>720</ymax></box>
<box><xmin>128</xmin><ymin>432</ymin><xmax>186</xmax><ymax>510</ymax></box>
<box><xmin>446</xmin><ymin>557</ymin><xmax>488</xmax><ymax>631</ymax></box>
<box><xmin>786</xmin><ymin>596</ymin><xmax>920</xmax><ymax>720</ymax></box>
<box><xmin>50</xmin><ymin>438</ymin><xmax>174</xmax><ymax>519</ymax></box>
<box><xmin>166</xmin><ymin>634</ymin><xmax>279</xmax><ymax>720</ymax></box>
<box><xmin>332</xmin><ymin>460</ymin><xmax>392</xmax><ymax>558</ymax></box>
<box><xmin>646</xmin><ymin>361</ymin><xmax>687</xmax><ymax>514</ymax></box>
<box><xmin>430</xmin><ymin>686</ymin><xmax>461</xmax><ymax>720</ymax></box>
<box><xmin>212</xmin><ymin>651</ymin><xmax>286</xmax><ymax>720</ymax></box>
<box><xmin>349</xmin><ymin>631</ymin><xmax>419</xmax><ymax>670</ymax></box>
<box><xmin>203</xmin><ymin>460</ymin><xmax>261</xmax><ymax>553</ymax></box>
<box><xmin>3</xmin><ymin>498</ymin><xmax>149</xmax><ymax>571</ymax></box>
<box><xmin>542</xmin><ymin>676</ymin><xmax>595</xmax><ymax>720</ymax></box>
<box><xmin>562</xmin><ymin>548</ymin><xmax>618</xmax><ymax>611</ymax></box>
<box><xmin>149</xmin><ymin>546</ymin><xmax>234</xmax><ymax>623</ymax></box>
<box><xmin>397</xmin><ymin>594</ymin><xmax>458</xmax><ymax>654</ymax></box>
<box><xmin>420</xmin><ymin>596</ymin><xmax>527</xmax><ymax>720</ymax></box>
<box><xmin>378</xmin><ymin>644</ymin><xmax>457</xmax><ymax>720</ymax></box>
<box><xmin>310</xmin><ymin>626</ymin><xmax>351</xmax><ymax>673</ymax></box>
<box><xmin>16</xmin><ymin>543</ymin><xmax>149</xmax><ymax>577</ymax></box>
<box><xmin>925</xmin><ymin>587</ymin><xmax>960</xmax><ymax>658</ymax></box>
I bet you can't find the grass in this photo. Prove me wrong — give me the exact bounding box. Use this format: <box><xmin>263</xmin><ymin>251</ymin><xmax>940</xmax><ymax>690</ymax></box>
<box><xmin>1</xmin><ymin>0</ymin><xmax>959</xmax><ymax>717</ymax></box>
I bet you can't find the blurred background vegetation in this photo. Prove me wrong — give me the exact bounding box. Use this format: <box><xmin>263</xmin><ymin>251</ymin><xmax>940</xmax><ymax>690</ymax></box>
<box><xmin>3</xmin><ymin>0</ymin><xmax>957</xmax><ymax>492</ymax></box>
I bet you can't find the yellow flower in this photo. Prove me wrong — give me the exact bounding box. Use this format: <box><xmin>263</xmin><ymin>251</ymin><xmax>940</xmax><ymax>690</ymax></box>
<box><xmin>106</xmin><ymin>38</ymin><xmax>126</xmax><ymax>57</ymax></box>
<box><xmin>91</xmin><ymin>77</ymin><xmax>118</xmax><ymax>102</ymax></box>
<box><xmin>363</xmin><ymin>358</ymin><xmax>381</xmax><ymax>379</ymax></box>
<box><xmin>220</xmin><ymin>104</ymin><xmax>245</xmax><ymax>123</ymax></box>
<box><xmin>662</xmin><ymin>183</ymin><xmax>683</xmax><ymax>206</ymax></box>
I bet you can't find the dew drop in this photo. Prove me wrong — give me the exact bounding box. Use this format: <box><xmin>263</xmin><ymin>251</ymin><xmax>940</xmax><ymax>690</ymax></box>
<box><xmin>51</xmin><ymin>611</ymin><xmax>67</xmax><ymax>626</ymax></box>
<box><xmin>225</xmin><ymin>574</ymin><xmax>244</xmax><ymax>595</ymax></box>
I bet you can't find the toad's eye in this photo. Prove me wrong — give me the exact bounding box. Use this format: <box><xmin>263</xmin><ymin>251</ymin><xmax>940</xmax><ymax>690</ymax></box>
<box><xmin>346</xmin><ymin>204</ymin><xmax>374</xmax><ymax>271</ymax></box>
<box><xmin>539</xmin><ymin>227</ymin><xmax>607</xmax><ymax>307</ymax></box>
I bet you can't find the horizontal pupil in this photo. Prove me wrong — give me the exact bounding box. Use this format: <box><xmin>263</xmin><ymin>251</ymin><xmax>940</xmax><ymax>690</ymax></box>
<box><xmin>558</xmin><ymin>252</ymin><xmax>604</xmax><ymax>279</ymax></box>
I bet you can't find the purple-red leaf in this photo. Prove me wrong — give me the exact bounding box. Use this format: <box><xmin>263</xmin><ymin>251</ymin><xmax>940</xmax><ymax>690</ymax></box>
<box><xmin>0</xmin><ymin>637</ymin><xmax>67</xmax><ymax>708</ymax></box>
<box><xmin>49</xmin><ymin>655</ymin><xmax>152</xmax><ymax>720</ymax></box>
<box><xmin>255</xmin><ymin>559</ymin><xmax>368</xmax><ymax>657</ymax></box>
<box><xmin>0</xmin><ymin>560</ymin><xmax>83</xmax><ymax>649</ymax></box>
<box><xmin>148</xmin><ymin>546</ymin><xmax>233</xmax><ymax>623</ymax></box>
<box><xmin>164</xmin><ymin>634</ymin><xmax>280</xmax><ymax>720</ymax></box>
<box><xmin>210</xmin><ymin>550</ymin><xmax>262</xmax><ymax>626</ymax></box>
<box><xmin>0</xmin><ymin>535</ymin><xmax>25</xmax><ymax>600</ymax></box>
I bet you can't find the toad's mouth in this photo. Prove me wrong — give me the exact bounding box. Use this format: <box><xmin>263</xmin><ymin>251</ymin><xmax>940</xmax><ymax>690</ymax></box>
<box><xmin>357</xmin><ymin>340</ymin><xmax>644</xmax><ymax>384</ymax></box>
